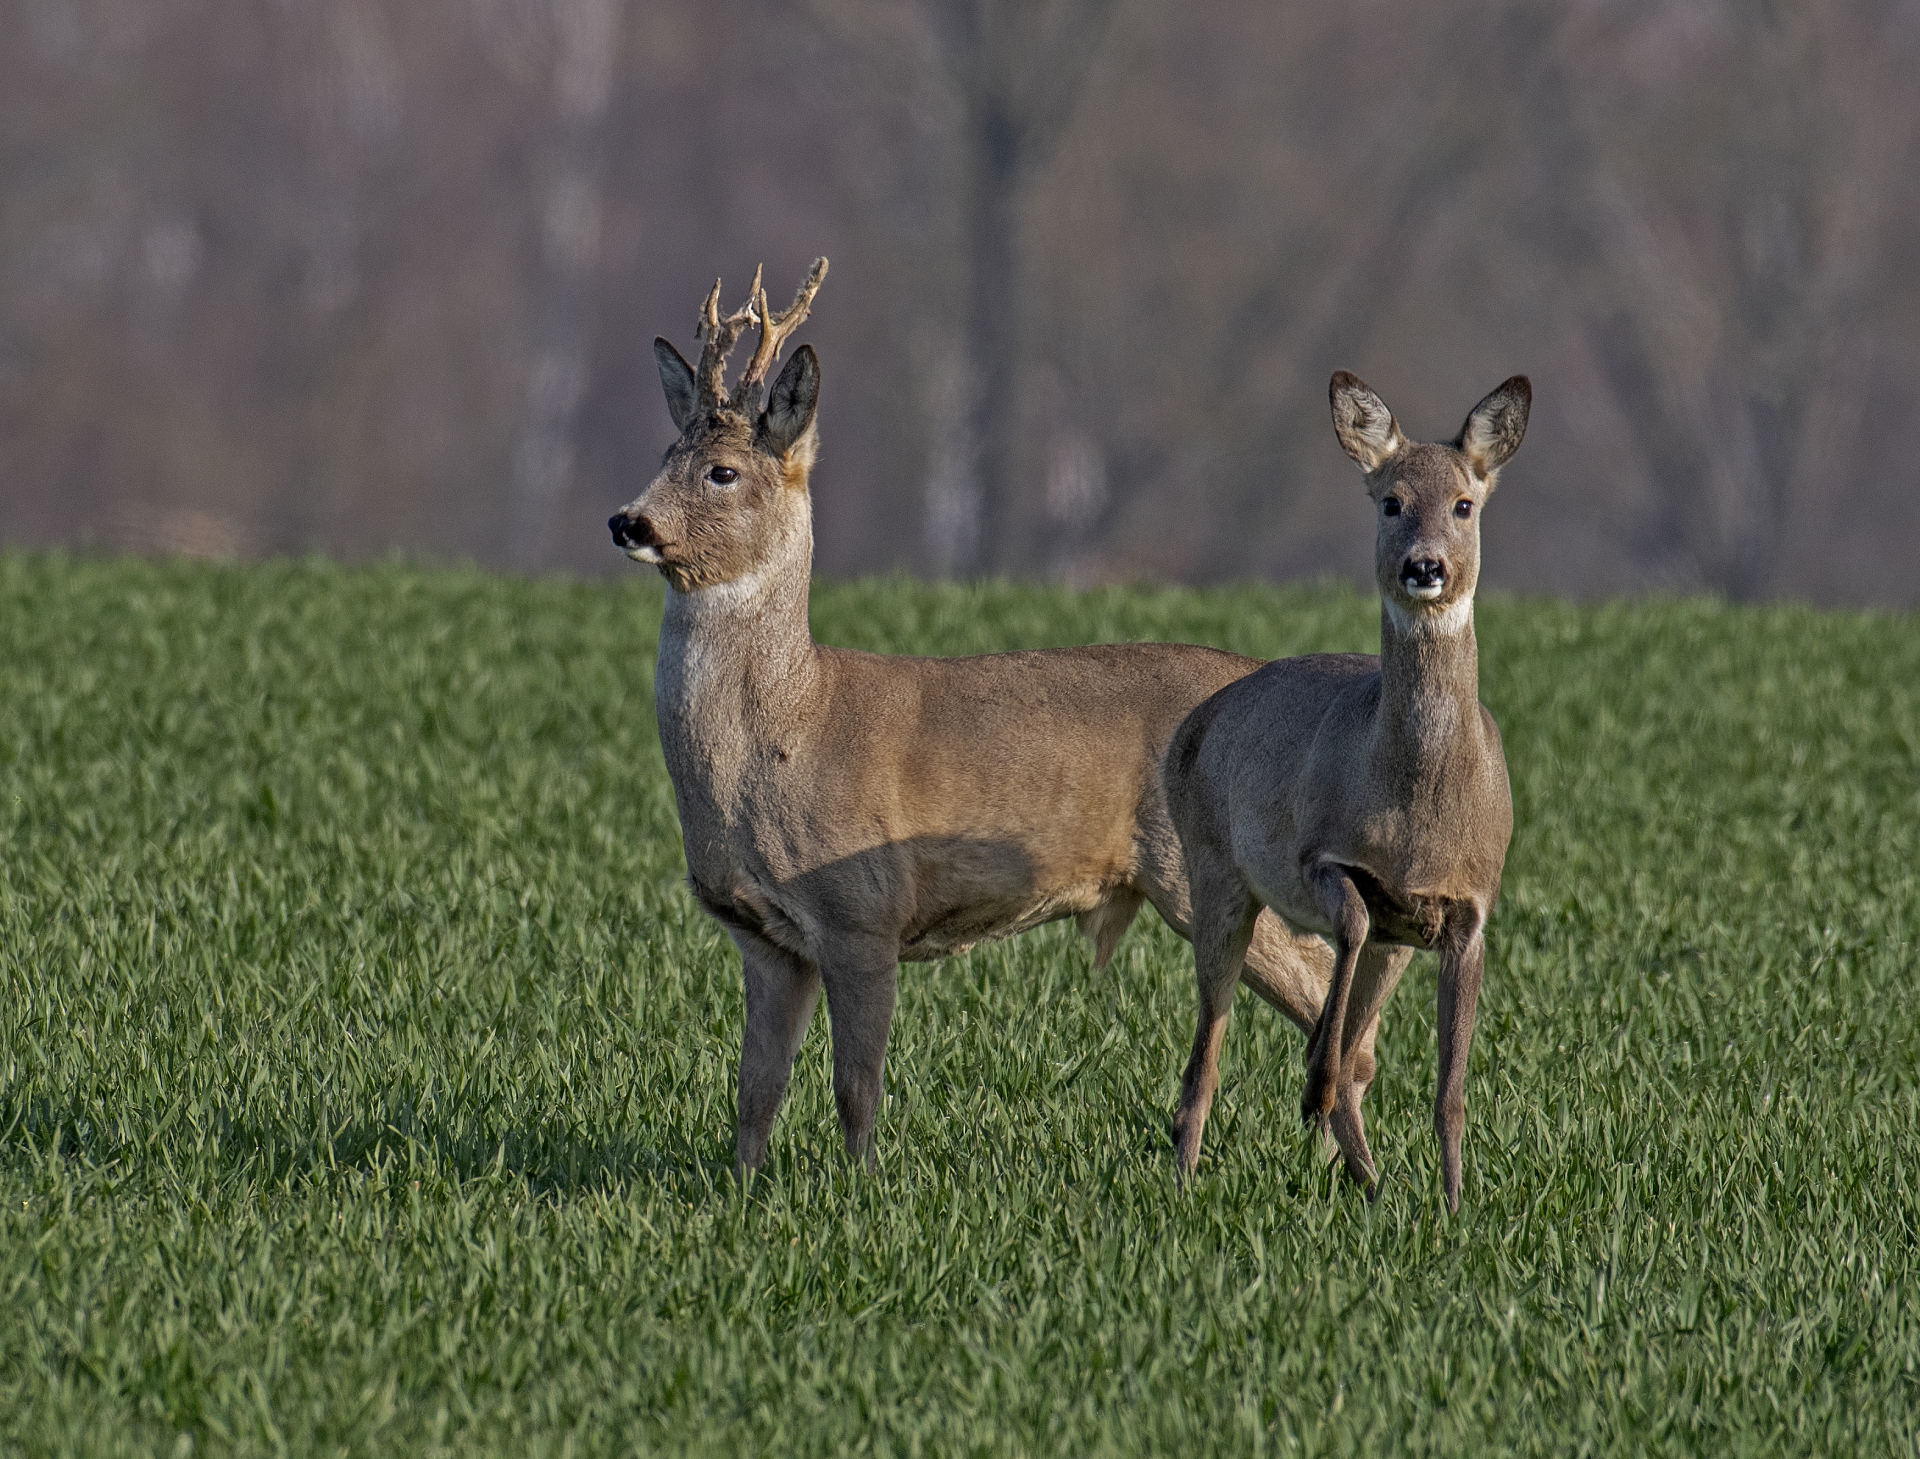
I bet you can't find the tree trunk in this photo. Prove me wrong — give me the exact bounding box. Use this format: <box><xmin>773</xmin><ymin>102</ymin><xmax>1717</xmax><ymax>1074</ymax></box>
<box><xmin>507</xmin><ymin>0</ymin><xmax>620</xmax><ymax>572</ymax></box>
<box><xmin>959</xmin><ymin>98</ymin><xmax>1023</xmax><ymax>578</ymax></box>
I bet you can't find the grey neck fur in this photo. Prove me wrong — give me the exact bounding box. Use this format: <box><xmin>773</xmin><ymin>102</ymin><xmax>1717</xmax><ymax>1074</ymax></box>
<box><xmin>655</xmin><ymin>509</ymin><xmax>818</xmax><ymax>748</ymax></box>
<box><xmin>1376</xmin><ymin>595</ymin><xmax>1482</xmax><ymax>775</ymax></box>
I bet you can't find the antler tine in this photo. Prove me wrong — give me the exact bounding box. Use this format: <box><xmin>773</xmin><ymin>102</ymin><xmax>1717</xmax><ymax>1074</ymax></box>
<box><xmin>731</xmin><ymin>257</ymin><xmax>830</xmax><ymax>410</ymax></box>
<box><xmin>693</xmin><ymin>266</ymin><xmax>765</xmax><ymax>411</ymax></box>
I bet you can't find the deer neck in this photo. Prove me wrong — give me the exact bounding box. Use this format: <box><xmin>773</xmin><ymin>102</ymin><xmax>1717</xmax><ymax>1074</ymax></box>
<box><xmin>654</xmin><ymin>514</ymin><xmax>820</xmax><ymax>759</ymax></box>
<box><xmin>1375</xmin><ymin>595</ymin><xmax>1483</xmax><ymax>780</ymax></box>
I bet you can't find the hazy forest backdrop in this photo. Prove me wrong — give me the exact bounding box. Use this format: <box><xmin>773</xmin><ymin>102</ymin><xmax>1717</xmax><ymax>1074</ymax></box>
<box><xmin>4</xmin><ymin>0</ymin><xmax>1919</xmax><ymax>602</ymax></box>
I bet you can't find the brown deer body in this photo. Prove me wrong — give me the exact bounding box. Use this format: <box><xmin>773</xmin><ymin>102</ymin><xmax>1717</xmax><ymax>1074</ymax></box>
<box><xmin>1164</xmin><ymin>371</ymin><xmax>1528</xmax><ymax>1210</ymax></box>
<box><xmin>609</xmin><ymin>261</ymin><xmax>1335</xmax><ymax>1172</ymax></box>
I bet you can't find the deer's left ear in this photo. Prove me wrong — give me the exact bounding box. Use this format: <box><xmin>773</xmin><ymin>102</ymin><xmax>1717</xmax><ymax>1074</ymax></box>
<box><xmin>758</xmin><ymin>344</ymin><xmax>820</xmax><ymax>463</ymax></box>
<box><xmin>1457</xmin><ymin>376</ymin><xmax>1530</xmax><ymax>481</ymax></box>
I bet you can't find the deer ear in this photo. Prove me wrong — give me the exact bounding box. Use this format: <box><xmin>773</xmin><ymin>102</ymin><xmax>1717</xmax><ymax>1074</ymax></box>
<box><xmin>1456</xmin><ymin>375</ymin><xmax>1530</xmax><ymax>480</ymax></box>
<box><xmin>759</xmin><ymin>344</ymin><xmax>820</xmax><ymax>460</ymax></box>
<box><xmin>1330</xmin><ymin>371</ymin><xmax>1406</xmax><ymax>473</ymax></box>
<box><xmin>654</xmin><ymin>337</ymin><xmax>698</xmax><ymax>432</ymax></box>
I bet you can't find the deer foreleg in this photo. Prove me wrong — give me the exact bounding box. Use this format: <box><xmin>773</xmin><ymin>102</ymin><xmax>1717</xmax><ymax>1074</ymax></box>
<box><xmin>1434</xmin><ymin>911</ymin><xmax>1486</xmax><ymax>1212</ymax></box>
<box><xmin>1302</xmin><ymin>864</ymin><xmax>1370</xmax><ymax>1124</ymax></box>
<box><xmin>1328</xmin><ymin>1052</ymin><xmax>1376</xmax><ymax>1189</ymax></box>
<box><xmin>1324</xmin><ymin>942</ymin><xmax>1411</xmax><ymax>1193</ymax></box>
<box><xmin>818</xmin><ymin>940</ymin><xmax>900</xmax><ymax>1169</ymax></box>
<box><xmin>734</xmin><ymin>932</ymin><xmax>823</xmax><ymax>1174</ymax></box>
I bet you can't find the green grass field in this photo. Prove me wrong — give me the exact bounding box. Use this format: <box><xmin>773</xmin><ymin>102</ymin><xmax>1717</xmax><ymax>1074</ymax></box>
<box><xmin>3</xmin><ymin>552</ymin><xmax>1918</xmax><ymax>1456</ymax></box>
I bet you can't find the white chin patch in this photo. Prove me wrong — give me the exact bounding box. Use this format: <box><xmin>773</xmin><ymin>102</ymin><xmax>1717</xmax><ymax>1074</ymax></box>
<box><xmin>1406</xmin><ymin>582</ymin><xmax>1445</xmax><ymax>601</ymax></box>
<box><xmin>626</xmin><ymin>546</ymin><xmax>664</xmax><ymax>564</ymax></box>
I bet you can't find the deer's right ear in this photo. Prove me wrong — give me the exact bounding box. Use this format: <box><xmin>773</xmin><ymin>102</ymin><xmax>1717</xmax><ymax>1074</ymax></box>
<box><xmin>655</xmin><ymin>338</ymin><xmax>698</xmax><ymax>432</ymax></box>
<box><xmin>1330</xmin><ymin>370</ymin><xmax>1406</xmax><ymax>474</ymax></box>
<box><xmin>759</xmin><ymin>344</ymin><xmax>820</xmax><ymax>461</ymax></box>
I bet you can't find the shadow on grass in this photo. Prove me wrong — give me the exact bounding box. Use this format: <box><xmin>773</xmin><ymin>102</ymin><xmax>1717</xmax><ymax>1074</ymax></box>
<box><xmin>0</xmin><ymin>1090</ymin><xmax>740</xmax><ymax>1206</ymax></box>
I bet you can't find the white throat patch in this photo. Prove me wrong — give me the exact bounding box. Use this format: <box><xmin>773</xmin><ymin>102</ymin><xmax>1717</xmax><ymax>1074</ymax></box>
<box><xmin>669</xmin><ymin>562</ymin><xmax>782</xmax><ymax>617</ymax></box>
<box><xmin>1385</xmin><ymin>594</ymin><xmax>1473</xmax><ymax>639</ymax></box>
<box><xmin>655</xmin><ymin>564</ymin><xmax>784</xmax><ymax>733</ymax></box>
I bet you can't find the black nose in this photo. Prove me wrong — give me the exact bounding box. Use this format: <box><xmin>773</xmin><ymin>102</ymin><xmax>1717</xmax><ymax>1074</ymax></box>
<box><xmin>608</xmin><ymin>512</ymin><xmax>656</xmax><ymax>549</ymax></box>
<box><xmin>1402</xmin><ymin>558</ymin><xmax>1446</xmax><ymax>589</ymax></box>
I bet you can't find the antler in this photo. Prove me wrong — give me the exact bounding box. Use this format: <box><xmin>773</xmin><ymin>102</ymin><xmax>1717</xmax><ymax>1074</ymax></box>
<box><xmin>693</xmin><ymin>264</ymin><xmax>764</xmax><ymax>413</ymax></box>
<box><xmin>690</xmin><ymin>258</ymin><xmax>830</xmax><ymax>416</ymax></box>
<box><xmin>730</xmin><ymin>257</ymin><xmax>828</xmax><ymax>412</ymax></box>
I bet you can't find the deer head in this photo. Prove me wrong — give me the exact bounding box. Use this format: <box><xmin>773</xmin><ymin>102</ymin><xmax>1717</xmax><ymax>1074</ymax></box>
<box><xmin>609</xmin><ymin>259</ymin><xmax>828</xmax><ymax>592</ymax></box>
<box><xmin>1331</xmin><ymin>371</ymin><xmax>1530</xmax><ymax>625</ymax></box>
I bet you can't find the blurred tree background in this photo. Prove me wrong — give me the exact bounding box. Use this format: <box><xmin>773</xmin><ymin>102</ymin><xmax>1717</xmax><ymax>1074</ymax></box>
<box><xmin>3</xmin><ymin>0</ymin><xmax>1917</xmax><ymax>601</ymax></box>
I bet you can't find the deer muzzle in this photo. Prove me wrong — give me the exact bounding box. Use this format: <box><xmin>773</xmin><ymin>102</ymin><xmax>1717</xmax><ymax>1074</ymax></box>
<box><xmin>1400</xmin><ymin>557</ymin><xmax>1447</xmax><ymax>600</ymax></box>
<box><xmin>609</xmin><ymin>510</ymin><xmax>665</xmax><ymax>562</ymax></box>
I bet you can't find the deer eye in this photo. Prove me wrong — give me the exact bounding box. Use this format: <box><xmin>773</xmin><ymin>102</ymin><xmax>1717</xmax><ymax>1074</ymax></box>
<box><xmin>706</xmin><ymin>465</ymin><xmax>739</xmax><ymax>486</ymax></box>
<box><xmin>1453</xmin><ymin>499</ymin><xmax>1473</xmax><ymax>519</ymax></box>
<box><xmin>1381</xmin><ymin>497</ymin><xmax>1402</xmax><ymax>517</ymax></box>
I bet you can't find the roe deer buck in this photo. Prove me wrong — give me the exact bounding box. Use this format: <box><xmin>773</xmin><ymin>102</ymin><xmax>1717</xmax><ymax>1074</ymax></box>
<box><xmin>1164</xmin><ymin>370</ymin><xmax>1528</xmax><ymax>1210</ymax></box>
<box><xmin>607</xmin><ymin>259</ymin><xmax>1339</xmax><ymax>1173</ymax></box>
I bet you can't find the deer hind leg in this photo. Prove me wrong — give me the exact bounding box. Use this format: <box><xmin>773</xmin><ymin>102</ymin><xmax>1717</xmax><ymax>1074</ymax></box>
<box><xmin>1326</xmin><ymin>943</ymin><xmax>1413</xmax><ymax>1194</ymax></box>
<box><xmin>1302</xmin><ymin>864</ymin><xmax>1371</xmax><ymax>1124</ymax></box>
<box><xmin>1173</xmin><ymin>870</ymin><xmax>1260</xmax><ymax>1180</ymax></box>
<box><xmin>733</xmin><ymin>931</ymin><xmax>823</xmax><ymax>1174</ymax></box>
<box><xmin>1239</xmin><ymin>908</ymin><xmax>1334</xmax><ymax>1036</ymax></box>
<box><xmin>1434</xmin><ymin>910</ymin><xmax>1486</xmax><ymax>1213</ymax></box>
<box><xmin>818</xmin><ymin>938</ymin><xmax>900</xmax><ymax>1170</ymax></box>
<box><xmin>1078</xmin><ymin>887</ymin><xmax>1146</xmax><ymax>971</ymax></box>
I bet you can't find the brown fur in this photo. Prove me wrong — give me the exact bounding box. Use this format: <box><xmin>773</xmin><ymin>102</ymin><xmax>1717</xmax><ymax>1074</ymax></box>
<box><xmin>1163</xmin><ymin>371</ymin><xmax>1529</xmax><ymax>1210</ymax></box>
<box><xmin>610</xmin><ymin>265</ymin><xmax>1335</xmax><ymax>1172</ymax></box>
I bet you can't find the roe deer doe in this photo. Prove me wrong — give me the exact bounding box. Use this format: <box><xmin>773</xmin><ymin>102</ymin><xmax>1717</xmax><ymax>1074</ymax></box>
<box><xmin>608</xmin><ymin>260</ymin><xmax>1337</xmax><ymax>1172</ymax></box>
<box><xmin>1164</xmin><ymin>370</ymin><xmax>1528</xmax><ymax>1210</ymax></box>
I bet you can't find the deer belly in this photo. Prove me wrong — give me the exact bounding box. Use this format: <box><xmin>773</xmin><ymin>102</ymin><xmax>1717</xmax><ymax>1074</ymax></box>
<box><xmin>898</xmin><ymin>883</ymin><xmax>1105</xmax><ymax>963</ymax></box>
<box><xmin>686</xmin><ymin>872</ymin><xmax>814</xmax><ymax>958</ymax></box>
<box><xmin>691</xmin><ymin>835</ymin><xmax>1112</xmax><ymax>965</ymax></box>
